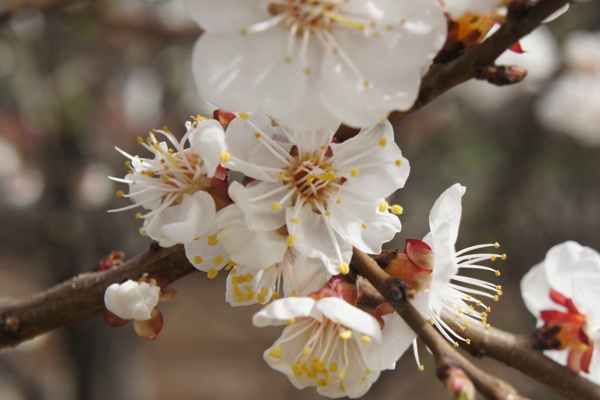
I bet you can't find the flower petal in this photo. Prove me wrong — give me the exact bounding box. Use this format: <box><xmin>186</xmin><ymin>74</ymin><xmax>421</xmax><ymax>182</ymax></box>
<box><xmin>229</xmin><ymin>181</ymin><xmax>288</xmax><ymax>232</ymax></box>
<box><xmin>185</xmin><ymin>0</ymin><xmax>271</xmax><ymax>33</ymax></box>
<box><xmin>252</xmin><ymin>297</ymin><xmax>320</xmax><ymax>327</ymax></box>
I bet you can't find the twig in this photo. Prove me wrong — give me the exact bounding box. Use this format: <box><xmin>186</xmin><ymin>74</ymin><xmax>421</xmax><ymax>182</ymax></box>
<box><xmin>446</xmin><ymin>319</ymin><xmax>600</xmax><ymax>400</ymax></box>
<box><xmin>0</xmin><ymin>244</ymin><xmax>195</xmax><ymax>348</ymax></box>
<box><xmin>351</xmin><ymin>248</ymin><xmax>522</xmax><ymax>400</ymax></box>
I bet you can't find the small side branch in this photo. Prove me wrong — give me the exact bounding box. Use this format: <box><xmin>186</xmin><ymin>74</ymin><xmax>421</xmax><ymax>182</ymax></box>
<box><xmin>351</xmin><ymin>248</ymin><xmax>522</xmax><ymax>400</ymax></box>
<box><xmin>445</xmin><ymin>319</ymin><xmax>600</xmax><ymax>400</ymax></box>
<box><xmin>0</xmin><ymin>244</ymin><xmax>196</xmax><ymax>348</ymax></box>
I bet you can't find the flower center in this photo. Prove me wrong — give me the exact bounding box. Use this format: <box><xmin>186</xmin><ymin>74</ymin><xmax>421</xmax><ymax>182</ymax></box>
<box><xmin>269</xmin><ymin>0</ymin><xmax>356</xmax><ymax>32</ymax></box>
<box><xmin>288</xmin><ymin>153</ymin><xmax>338</xmax><ymax>204</ymax></box>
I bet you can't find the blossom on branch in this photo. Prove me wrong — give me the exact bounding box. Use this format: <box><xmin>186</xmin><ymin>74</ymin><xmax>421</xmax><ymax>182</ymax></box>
<box><xmin>109</xmin><ymin>117</ymin><xmax>229</xmax><ymax>247</ymax></box>
<box><xmin>253</xmin><ymin>293</ymin><xmax>405</xmax><ymax>398</ymax></box>
<box><xmin>521</xmin><ymin>241</ymin><xmax>600</xmax><ymax>381</ymax></box>
<box><xmin>185</xmin><ymin>0</ymin><xmax>447</xmax><ymax>128</ymax></box>
<box><xmin>223</xmin><ymin>112</ymin><xmax>409</xmax><ymax>275</ymax></box>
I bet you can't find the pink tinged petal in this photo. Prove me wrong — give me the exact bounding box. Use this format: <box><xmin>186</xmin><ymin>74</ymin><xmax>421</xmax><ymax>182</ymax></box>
<box><xmin>216</xmin><ymin>205</ymin><xmax>288</xmax><ymax>270</ymax></box>
<box><xmin>229</xmin><ymin>181</ymin><xmax>288</xmax><ymax>232</ymax></box>
<box><xmin>252</xmin><ymin>297</ymin><xmax>320</xmax><ymax>327</ymax></box>
<box><xmin>188</xmin><ymin>119</ymin><xmax>225</xmax><ymax>178</ymax></box>
<box><xmin>328</xmin><ymin>201</ymin><xmax>400</xmax><ymax>255</ymax></box>
<box><xmin>192</xmin><ymin>31</ymin><xmax>307</xmax><ymax>118</ymax></box>
<box><xmin>103</xmin><ymin>309</ymin><xmax>128</xmax><ymax>327</ymax></box>
<box><xmin>330</xmin><ymin>121</ymin><xmax>409</xmax><ymax>198</ymax></box>
<box><xmin>149</xmin><ymin>191</ymin><xmax>216</xmax><ymax>246</ymax></box>
<box><xmin>184</xmin><ymin>0</ymin><xmax>271</xmax><ymax>33</ymax></box>
<box><xmin>224</xmin><ymin>113</ymin><xmax>292</xmax><ymax>181</ymax></box>
<box><xmin>286</xmin><ymin>204</ymin><xmax>352</xmax><ymax>275</ymax></box>
<box><xmin>159</xmin><ymin>288</ymin><xmax>177</xmax><ymax>302</ymax></box>
<box><xmin>133</xmin><ymin>308</ymin><xmax>163</xmax><ymax>340</ymax></box>
<box><xmin>380</xmin><ymin>313</ymin><xmax>417</xmax><ymax>370</ymax></box>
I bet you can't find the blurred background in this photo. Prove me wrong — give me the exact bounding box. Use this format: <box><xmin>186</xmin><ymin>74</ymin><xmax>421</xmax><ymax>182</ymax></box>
<box><xmin>0</xmin><ymin>0</ymin><xmax>599</xmax><ymax>399</ymax></box>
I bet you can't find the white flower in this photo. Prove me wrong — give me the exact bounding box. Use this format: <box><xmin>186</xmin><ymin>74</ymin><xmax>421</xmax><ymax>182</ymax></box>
<box><xmin>564</xmin><ymin>31</ymin><xmax>600</xmax><ymax>73</ymax></box>
<box><xmin>413</xmin><ymin>184</ymin><xmax>504</xmax><ymax>346</ymax></box>
<box><xmin>521</xmin><ymin>241</ymin><xmax>600</xmax><ymax>381</ymax></box>
<box><xmin>253</xmin><ymin>296</ymin><xmax>390</xmax><ymax>398</ymax></box>
<box><xmin>442</xmin><ymin>0</ymin><xmax>505</xmax><ymax>18</ymax></box>
<box><xmin>186</xmin><ymin>0</ymin><xmax>447</xmax><ymax>128</ymax></box>
<box><xmin>109</xmin><ymin>118</ymin><xmax>227</xmax><ymax>246</ymax></box>
<box><xmin>104</xmin><ymin>280</ymin><xmax>161</xmax><ymax>321</ymax></box>
<box><xmin>224</xmin><ymin>112</ymin><xmax>409</xmax><ymax>275</ymax></box>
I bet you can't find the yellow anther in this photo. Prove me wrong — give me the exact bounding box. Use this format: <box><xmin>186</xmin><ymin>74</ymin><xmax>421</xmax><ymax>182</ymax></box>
<box><xmin>329</xmin><ymin>362</ymin><xmax>338</xmax><ymax>372</ymax></box>
<box><xmin>136</xmin><ymin>136</ymin><xmax>143</xmax><ymax>144</ymax></box>
<box><xmin>254</xmin><ymin>132</ymin><xmax>262</xmax><ymax>138</ymax></box>
<box><xmin>495</xmin><ymin>270</ymin><xmax>501</xmax><ymax>276</ymax></box>
<box><xmin>391</xmin><ymin>205</ymin><xmax>404</xmax><ymax>215</ymax></box>
<box><xmin>418</xmin><ymin>365</ymin><xmax>425</xmax><ymax>372</ymax></box>
<box><xmin>339</xmin><ymin>329</ymin><xmax>352</xmax><ymax>340</ymax></box>
<box><xmin>466</xmin><ymin>339</ymin><xmax>471</xmax><ymax>345</ymax></box>
<box><xmin>325</xmin><ymin>211</ymin><xmax>331</xmax><ymax>216</ymax></box>
<box><xmin>269</xmin><ymin>347</ymin><xmax>282</xmax><ymax>359</ymax></box>
<box><xmin>287</xmin><ymin>235</ymin><xmax>296</xmax><ymax>247</ymax></box>
<box><xmin>378</xmin><ymin>137</ymin><xmax>387</xmax><ymax>147</ymax></box>
<box><xmin>485</xmin><ymin>324</ymin><xmax>491</xmax><ymax>330</ymax></box>
<box><xmin>213</xmin><ymin>254</ymin><xmax>224</xmax><ymax>265</ymax></box>
<box><xmin>338</xmin><ymin>263</ymin><xmax>350</xmax><ymax>275</ymax></box>
<box><xmin>494</xmin><ymin>242</ymin><xmax>500</xmax><ymax>248</ymax></box>
<box><xmin>193</xmin><ymin>256</ymin><xmax>203</xmax><ymax>264</ymax></box>
<box><xmin>460</xmin><ymin>326</ymin><xmax>466</xmax><ymax>331</ymax></box>
<box><xmin>486</xmin><ymin>307</ymin><xmax>491</xmax><ymax>312</ymax></box>
<box><xmin>285</xmin><ymin>318</ymin><xmax>295</xmax><ymax>325</ymax></box>
<box><xmin>351</xmin><ymin>168</ymin><xmax>359</xmax><ymax>177</ymax></box>
<box><xmin>361</xmin><ymin>223</ymin><xmax>368</xmax><ymax>229</ymax></box>
<box><xmin>361</xmin><ymin>335</ymin><xmax>371</xmax><ymax>343</ymax></box>
<box><xmin>271</xmin><ymin>202</ymin><xmax>283</xmax><ymax>210</ymax></box>
<box><xmin>336</xmin><ymin>199</ymin><xmax>342</xmax><ymax>204</ymax></box>
<box><xmin>491</xmin><ymin>256</ymin><xmax>497</xmax><ymax>261</ymax></box>
<box><xmin>379</xmin><ymin>201</ymin><xmax>389</xmax><ymax>212</ymax></box>
<box><xmin>290</xmin><ymin>290</ymin><xmax>297</xmax><ymax>297</ymax></box>
<box><xmin>303</xmin><ymin>67</ymin><xmax>312</xmax><ymax>75</ymax></box>
<box><xmin>272</xmin><ymin>292</ymin><xmax>280</xmax><ymax>300</ymax></box>
<box><xmin>302</xmin><ymin>346</ymin><xmax>312</xmax><ymax>357</ymax></box>
<box><xmin>238</xmin><ymin>112</ymin><xmax>249</xmax><ymax>119</ymax></box>
<box><xmin>290</xmin><ymin>218</ymin><xmax>300</xmax><ymax>224</ymax></box>
<box><xmin>453</xmin><ymin>342</ymin><xmax>459</xmax><ymax>348</ymax></box>
<box><xmin>134</xmin><ymin>212</ymin><xmax>142</xmax><ymax>220</ymax></box>
<box><xmin>494</xmin><ymin>295</ymin><xmax>499</xmax><ymax>301</ymax></box>
<box><xmin>497</xmin><ymin>290</ymin><xmax>503</xmax><ymax>296</ymax></box>
<box><xmin>395</xmin><ymin>159</ymin><xmax>402</xmax><ymax>167</ymax></box>
<box><xmin>428</xmin><ymin>318</ymin><xmax>434</xmax><ymax>325</ymax></box>
<box><xmin>277</xmin><ymin>173</ymin><xmax>286</xmax><ymax>179</ymax></box>
<box><xmin>501</xmin><ymin>254</ymin><xmax>507</xmax><ymax>260</ymax></box>
<box><xmin>220</xmin><ymin>152</ymin><xmax>230</xmax><ymax>163</ymax></box>
<box><xmin>496</xmin><ymin>285</ymin><xmax>502</xmax><ymax>290</ymax></box>
<box><xmin>116</xmin><ymin>191</ymin><xmax>124</xmax><ymax>197</ymax></box>
<box><xmin>207</xmin><ymin>268</ymin><xmax>219</xmax><ymax>279</ymax></box>
<box><xmin>337</xmin><ymin>370</ymin><xmax>347</xmax><ymax>381</ymax></box>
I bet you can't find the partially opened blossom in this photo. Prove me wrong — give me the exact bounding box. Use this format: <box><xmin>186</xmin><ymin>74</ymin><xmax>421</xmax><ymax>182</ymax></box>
<box><xmin>253</xmin><ymin>295</ymin><xmax>407</xmax><ymax>398</ymax></box>
<box><xmin>109</xmin><ymin>117</ymin><xmax>229</xmax><ymax>246</ymax></box>
<box><xmin>186</xmin><ymin>0</ymin><xmax>447</xmax><ymax>128</ymax></box>
<box><xmin>382</xmin><ymin>184</ymin><xmax>504</xmax><ymax>350</ymax></box>
<box><xmin>104</xmin><ymin>279</ymin><xmax>161</xmax><ymax>321</ymax></box>
<box><xmin>521</xmin><ymin>241</ymin><xmax>600</xmax><ymax>382</ymax></box>
<box><xmin>223</xmin><ymin>112</ymin><xmax>409</xmax><ymax>275</ymax></box>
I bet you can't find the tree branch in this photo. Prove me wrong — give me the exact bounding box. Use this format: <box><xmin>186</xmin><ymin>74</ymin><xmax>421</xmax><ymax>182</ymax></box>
<box><xmin>351</xmin><ymin>248</ymin><xmax>522</xmax><ymax>400</ymax></box>
<box><xmin>0</xmin><ymin>244</ymin><xmax>195</xmax><ymax>348</ymax></box>
<box><xmin>446</xmin><ymin>319</ymin><xmax>600</xmax><ymax>400</ymax></box>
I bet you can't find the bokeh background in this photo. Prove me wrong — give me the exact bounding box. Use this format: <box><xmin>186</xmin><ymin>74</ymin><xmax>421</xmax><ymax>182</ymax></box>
<box><xmin>0</xmin><ymin>1</ymin><xmax>599</xmax><ymax>399</ymax></box>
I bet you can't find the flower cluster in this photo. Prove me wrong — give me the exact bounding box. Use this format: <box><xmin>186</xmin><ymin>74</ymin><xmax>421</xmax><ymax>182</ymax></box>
<box><xmin>102</xmin><ymin>0</ymin><xmax>593</xmax><ymax>398</ymax></box>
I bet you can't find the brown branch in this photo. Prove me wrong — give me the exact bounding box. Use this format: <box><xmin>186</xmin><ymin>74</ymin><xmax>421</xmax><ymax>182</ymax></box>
<box><xmin>351</xmin><ymin>248</ymin><xmax>522</xmax><ymax>400</ymax></box>
<box><xmin>0</xmin><ymin>244</ymin><xmax>196</xmax><ymax>348</ymax></box>
<box><xmin>446</xmin><ymin>319</ymin><xmax>600</xmax><ymax>400</ymax></box>
<box><xmin>335</xmin><ymin>0</ymin><xmax>571</xmax><ymax>140</ymax></box>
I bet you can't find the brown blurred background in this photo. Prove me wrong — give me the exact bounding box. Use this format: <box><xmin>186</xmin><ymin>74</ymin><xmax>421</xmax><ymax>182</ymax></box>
<box><xmin>0</xmin><ymin>1</ymin><xmax>599</xmax><ymax>399</ymax></box>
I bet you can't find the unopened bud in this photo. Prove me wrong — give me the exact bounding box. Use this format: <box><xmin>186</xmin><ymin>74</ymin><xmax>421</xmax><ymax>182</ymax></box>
<box><xmin>441</xmin><ymin>367</ymin><xmax>475</xmax><ymax>400</ymax></box>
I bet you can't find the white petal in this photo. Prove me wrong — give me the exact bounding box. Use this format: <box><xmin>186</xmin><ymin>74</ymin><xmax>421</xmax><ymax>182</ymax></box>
<box><xmin>317</xmin><ymin>297</ymin><xmax>382</xmax><ymax>340</ymax></box>
<box><xmin>104</xmin><ymin>281</ymin><xmax>160</xmax><ymax>321</ymax></box>
<box><xmin>225</xmin><ymin>113</ymin><xmax>291</xmax><ymax>181</ymax></box>
<box><xmin>429</xmin><ymin>184</ymin><xmax>466</xmax><ymax>249</ymax></box>
<box><xmin>380</xmin><ymin>313</ymin><xmax>416</xmax><ymax>370</ymax></box>
<box><xmin>183</xmin><ymin>227</ymin><xmax>230</xmax><ymax>273</ymax></box>
<box><xmin>216</xmin><ymin>204</ymin><xmax>288</xmax><ymax>270</ymax></box>
<box><xmin>288</xmin><ymin>253</ymin><xmax>330</xmax><ymax>297</ymax></box>
<box><xmin>520</xmin><ymin>261</ymin><xmax>554</xmax><ymax>318</ymax></box>
<box><xmin>188</xmin><ymin>119</ymin><xmax>225</xmax><ymax>178</ymax></box>
<box><xmin>252</xmin><ymin>297</ymin><xmax>320</xmax><ymax>327</ymax></box>
<box><xmin>185</xmin><ymin>0</ymin><xmax>270</xmax><ymax>33</ymax></box>
<box><xmin>229</xmin><ymin>181</ymin><xmax>288</xmax><ymax>232</ymax></box>
<box><xmin>192</xmin><ymin>31</ymin><xmax>306</xmax><ymax>117</ymax></box>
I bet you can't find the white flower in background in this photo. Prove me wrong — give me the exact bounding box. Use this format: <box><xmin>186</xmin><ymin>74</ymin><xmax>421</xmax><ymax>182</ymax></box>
<box><xmin>185</xmin><ymin>0</ymin><xmax>447</xmax><ymax>128</ymax></box>
<box><xmin>442</xmin><ymin>0</ymin><xmax>505</xmax><ymax>18</ymax></box>
<box><xmin>521</xmin><ymin>241</ymin><xmax>600</xmax><ymax>381</ymax></box>
<box><xmin>223</xmin><ymin>112</ymin><xmax>409</xmax><ymax>275</ymax></box>
<box><xmin>253</xmin><ymin>295</ymin><xmax>403</xmax><ymax>398</ymax></box>
<box><xmin>104</xmin><ymin>279</ymin><xmax>161</xmax><ymax>321</ymax></box>
<box><xmin>410</xmin><ymin>184</ymin><xmax>504</xmax><ymax>346</ymax></box>
<box><xmin>109</xmin><ymin>117</ymin><xmax>228</xmax><ymax>246</ymax></box>
<box><xmin>535</xmin><ymin>30</ymin><xmax>600</xmax><ymax>147</ymax></box>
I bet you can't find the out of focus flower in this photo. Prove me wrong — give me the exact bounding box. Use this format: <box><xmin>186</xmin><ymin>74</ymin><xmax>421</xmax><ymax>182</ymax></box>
<box><xmin>521</xmin><ymin>241</ymin><xmax>600</xmax><ymax>382</ymax></box>
<box><xmin>254</xmin><ymin>294</ymin><xmax>404</xmax><ymax>398</ymax></box>
<box><xmin>109</xmin><ymin>117</ymin><xmax>229</xmax><ymax>246</ymax></box>
<box><xmin>536</xmin><ymin>30</ymin><xmax>600</xmax><ymax>146</ymax></box>
<box><xmin>186</xmin><ymin>0</ymin><xmax>447</xmax><ymax>128</ymax></box>
<box><xmin>442</xmin><ymin>0</ymin><xmax>505</xmax><ymax>18</ymax></box>
<box><xmin>224</xmin><ymin>112</ymin><xmax>409</xmax><ymax>275</ymax></box>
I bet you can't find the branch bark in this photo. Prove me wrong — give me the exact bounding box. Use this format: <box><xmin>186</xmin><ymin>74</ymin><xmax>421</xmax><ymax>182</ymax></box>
<box><xmin>351</xmin><ymin>248</ymin><xmax>522</xmax><ymax>400</ymax></box>
<box><xmin>0</xmin><ymin>244</ymin><xmax>195</xmax><ymax>348</ymax></box>
<box><xmin>446</xmin><ymin>319</ymin><xmax>600</xmax><ymax>400</ymax></box>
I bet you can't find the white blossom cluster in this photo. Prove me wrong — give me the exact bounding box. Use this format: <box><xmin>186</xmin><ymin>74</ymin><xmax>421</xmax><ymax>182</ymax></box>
<box><xmin>102</xmin><ymin>0</ymin><xmax>600</xmax><ymax>397</ymax></box>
